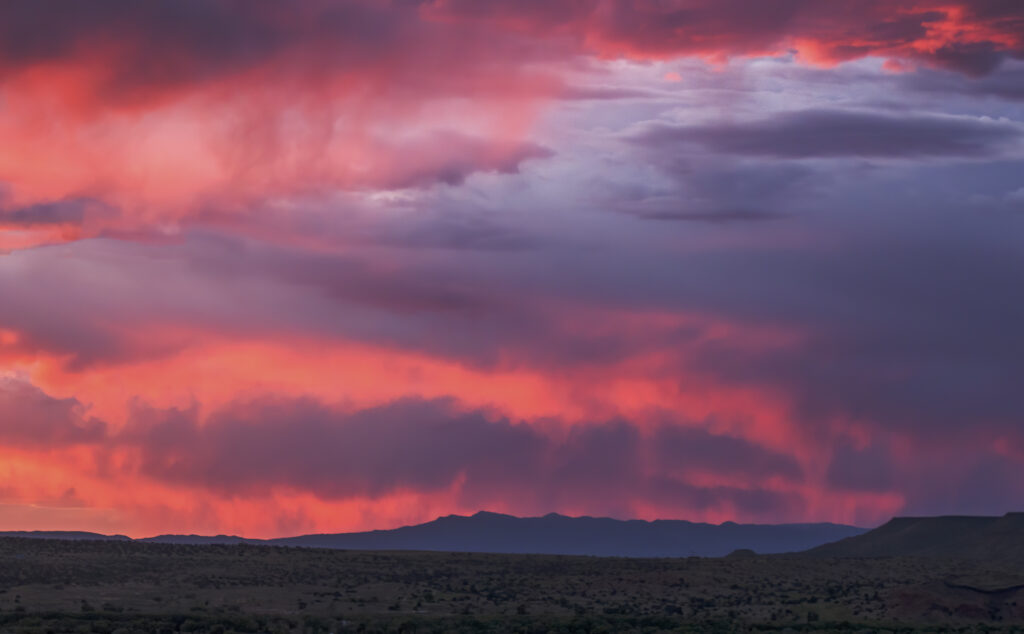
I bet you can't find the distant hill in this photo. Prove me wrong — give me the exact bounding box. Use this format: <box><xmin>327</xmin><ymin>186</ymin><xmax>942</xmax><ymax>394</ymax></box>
<box><xmin>0</xmin><ymin>531</ymin><xmax>130</xmax><ymax>541</ymax></box>
<box><xmin>806</xmin><ymin>512</ymin><xmax>1024</xmax><ymax>560</ymax></box>
<box><xmin>139</xmin><ymin>534</ymin><xmax>253</xmax><ymax>545</ymax></box>
<box><xmin>142</xmin><ymin>511</ymin><xmax>864</xmax><ymax>557</ymax></box>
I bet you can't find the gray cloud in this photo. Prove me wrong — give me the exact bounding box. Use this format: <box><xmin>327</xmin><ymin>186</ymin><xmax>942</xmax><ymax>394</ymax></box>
<box><xmin>826</xmin><ymin>442</ymin><xmax>894</xmax><ymax>493</ymax></box>
<box><xmin>0</xmin><ymin>378</ymin><xmax>107</xmax><ymax>448</ymax></box>
<box><xmin>631</xmin><ymin>109</ymin><xmax>1022</xmax><ymax>159</ymax></box>
<box><xmin>0</xmin><ymin>377</ymin><xmax>805</xmax><ymax>517</ymax></box>
<box><xmin>122</xmin><ymin>398</ymin><xmax>804</xmax><ymax>513</ymax></box>
<box><xmin>905</xmin><ymin>64</ymin><xmax>1024</xmax><ymax>101</ymax></box>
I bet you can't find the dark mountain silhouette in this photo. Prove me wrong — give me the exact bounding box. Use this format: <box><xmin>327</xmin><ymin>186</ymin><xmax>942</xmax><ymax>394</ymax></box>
<box><xmin>0</xmin><ymin>530</ymin><xmax>130</xmax><ymax>541</ymax></box>
<box><xmin>806</xmin><ymin>512</ymin><xmax>1024</xmax><ymax>560</ymax></box>
<box><xmin>139</xmin><ymin>534</ymin><xmax>252</xmax><ymax>545</ymax></box>
<box><xmin>140</xmin><ymin>511</ymin><xmax>864</xmax><ymax>556</ymax></box>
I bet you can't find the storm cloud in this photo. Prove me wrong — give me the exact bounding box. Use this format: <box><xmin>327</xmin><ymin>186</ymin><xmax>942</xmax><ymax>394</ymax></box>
<box><xmin>1</xmin><ymin>0</ymin><xmax>1023</xmax><ymax>535</ymax></box>
<box><xmin>632</xmin><ymin>109</ymin><xmax>1023</xmax><ymax>159</ymax></box>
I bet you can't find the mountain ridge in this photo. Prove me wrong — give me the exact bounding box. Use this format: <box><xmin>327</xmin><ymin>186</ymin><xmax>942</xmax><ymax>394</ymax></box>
<box><xmin>806</xmin><ymin>511</ymin><xmax>1024</xmax><ymax>560</ymax></box>
<box><xmin>4</xmin><ymin>512</ymin><xmax>865</xmax><ymax>557</ymax></box>
<box><xmin>15</xmin><ymin>512</ymin><xmax>1024</xmax><ymax>560</ymax></box>
<box><xmin>0</xmin><ymin>530</ymin><xmax>131</xmax><ymax>541</ymax></box>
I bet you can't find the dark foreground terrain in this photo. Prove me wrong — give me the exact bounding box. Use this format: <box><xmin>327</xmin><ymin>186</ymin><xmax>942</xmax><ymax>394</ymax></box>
<box><xmin>0</xmin><ymin>537</ymin><xmax>1022</xmax><ymax>633</ymax></box>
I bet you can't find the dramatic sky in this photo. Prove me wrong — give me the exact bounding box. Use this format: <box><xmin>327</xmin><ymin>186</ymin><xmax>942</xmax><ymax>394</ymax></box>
<box><xmin>1</xmin><ymin>0</ymin><xmax>1023</xmax><ymax>537</ymax></box>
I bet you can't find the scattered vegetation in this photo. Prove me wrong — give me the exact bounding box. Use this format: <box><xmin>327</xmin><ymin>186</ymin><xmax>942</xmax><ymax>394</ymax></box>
<box><xmin>0</xmin><ymin>537</ymin><xmax>1020</xmax><ymax>632</ymax></box>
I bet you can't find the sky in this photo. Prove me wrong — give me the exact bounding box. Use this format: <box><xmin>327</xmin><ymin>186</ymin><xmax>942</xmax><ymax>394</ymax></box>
<box><xmin>0</xmin><ymin>0</ymin><xmax>1023</xmax><ymax>538</ymax></box>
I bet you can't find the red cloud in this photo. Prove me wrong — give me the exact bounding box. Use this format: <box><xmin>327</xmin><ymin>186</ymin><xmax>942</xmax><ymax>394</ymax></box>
<box><xmin>0</xmin><ymin>375</ymin><xmax>811</xmax><ymax>531</ymax></box>
<box><xmin>424</xmin><ymin>0</ymin><xmax>1024</xmax><ymax>73</ymax></box>
<box><xmin>0</xmin><ymin>0</ymin><xmax>564</xmax><ymax>237</ymax></box>
<box><xmin>1</xmin><ymin>1</ymin><xmax>1021</xmax><ymax>243</ymax></box>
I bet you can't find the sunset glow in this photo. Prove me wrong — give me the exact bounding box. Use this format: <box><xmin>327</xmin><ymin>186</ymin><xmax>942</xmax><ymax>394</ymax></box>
<box><xmin>1</xmin><ymin>0</ymin><xmax>1023</xmax><ymax>537</ymax></box>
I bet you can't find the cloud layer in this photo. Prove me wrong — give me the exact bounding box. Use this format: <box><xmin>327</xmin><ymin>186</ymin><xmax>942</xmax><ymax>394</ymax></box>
<box><xmin>1</xmin><ymin>1</ymin><xmax>1023</xmax><ymax>536</ymax></box>
<box><xmin>633</xmin><ymin>109</ymin><xmax>1022</xmax><ymax>158</ymax></box>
